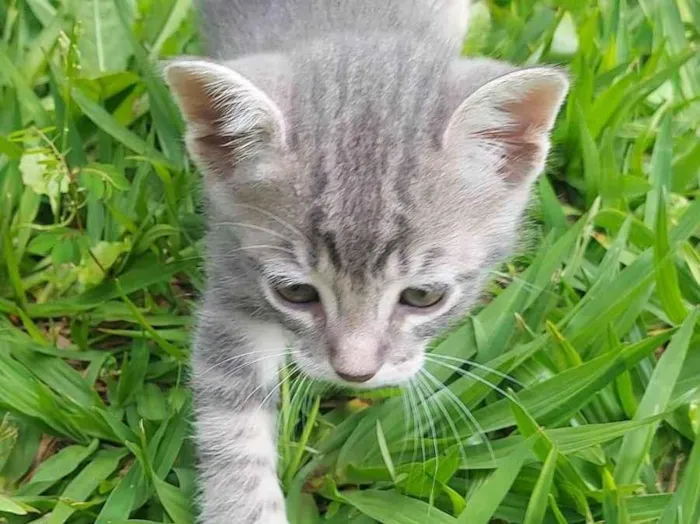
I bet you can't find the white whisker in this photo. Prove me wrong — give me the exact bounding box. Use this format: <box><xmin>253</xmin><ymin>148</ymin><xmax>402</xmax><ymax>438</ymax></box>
<box><xmin>415</xmin><ymin>373</ymin><xmax>441</xmax><ymax>506</ymax></box>
<box><xmin>209</xmin><ymin>221</ymin><xmax>297</xmax><ymax>243</ymax></box>
<box><xmin>220</xmin><ymin>244</ymin><xmax>297</xmax><ymax>256</ymax></box>
<box><xmin>427</xmin><ymin>353</ymin><xmax>524</xmax><ymax>388</ymax></box>
<box><xmin>232</xmin><ymin>203</ymin><xmax>311</xmax><ymax>244</ymax></box>
<box><xmin>406</xmin><ymin>380</ymin><xmax>427</xmax><ymax>475</ymax></box>
<box><xmin>397</xmin><ymin>390</ymin><xmax>412</xmax><ymax>466</ymax></box>
<box><xmin>419</xmin><ymin>370</ymin><xmax>469</xmax><ymax>494</ymax></box>
<box><xmin>175</xmin><ymin>244</ymin><xmax>297</xmax><ymax>264</ymax></box>
<box><xmin>488</xmin><ymin>269</ymin><xmax>558</xmax><ymax>297</ymax></box>
<box><xmin>260</xmin><ymin>362</ymin><xmax>297</xmax><ymax>408</ymax></box>
<box><xmin>241</xmin><ymin>361</ymin><xmax>296</xmax><ymax>409</ymax></box>
<box><xmin>199</xmin><ymin>350</ymin><xmax>290</xmax><ymax>378</ymax></box>
<box><xmin>421</xmin><ymin>368</ymin><xmax>494</xmax><ymax>464</ymax></box>
<box><xmin>424</xmin><ymin>355</ymin><xmax>515</xmax><ymax>401</ymax></box>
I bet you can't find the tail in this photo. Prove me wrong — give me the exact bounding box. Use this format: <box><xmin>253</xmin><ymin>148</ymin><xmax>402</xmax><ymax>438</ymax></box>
<box><xmin>198</xmin><ymin>0</ymin><xmax>469</xmax><ymax>58</ymax></box>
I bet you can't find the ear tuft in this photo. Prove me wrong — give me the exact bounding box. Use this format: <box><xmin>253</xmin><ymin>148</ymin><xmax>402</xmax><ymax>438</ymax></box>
<box><xmin>164</xmin><ymin>59</ymin><xmax>285</xmax><ymax>174</ymax></box>
<box><xmin>444</xmin><ymin>67</ymin><xmax>569</xmax><ymax>186</ymax></box>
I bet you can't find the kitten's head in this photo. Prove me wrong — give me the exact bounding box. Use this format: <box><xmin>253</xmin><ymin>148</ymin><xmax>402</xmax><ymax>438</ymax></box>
<box><xmin>165</xmin><ymin>39</ymin><xmax>568</xmax><ymax>388</ymax></box>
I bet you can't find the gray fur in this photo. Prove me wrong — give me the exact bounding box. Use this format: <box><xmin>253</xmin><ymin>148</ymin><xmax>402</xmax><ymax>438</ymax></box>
<box><xmin>199</xmin><ymin>0</ymin><xmax>470</xmax><ymax>57</ymax></box>
<box><xmin>165</xmin><ymin>2</ymin><xmax>567</xmax><ymax>523</ymax></box>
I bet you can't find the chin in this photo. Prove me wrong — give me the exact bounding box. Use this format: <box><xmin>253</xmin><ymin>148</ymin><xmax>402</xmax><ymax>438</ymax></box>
<box><xmin>290</xmin><ymin>351</ymin><xmax>425</xmax><ymax>390</ymax></box>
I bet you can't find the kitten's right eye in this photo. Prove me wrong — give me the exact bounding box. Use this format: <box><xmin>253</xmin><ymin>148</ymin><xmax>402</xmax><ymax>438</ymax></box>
<box><xmin>275</xmin><ymin>284</ymin><xmax>320</xmax><ymax>305</ymax></box>
<box><xmin>399</xmin><ymin>287</ymin><xmax>446</xmax><ymax>308</ymax></box>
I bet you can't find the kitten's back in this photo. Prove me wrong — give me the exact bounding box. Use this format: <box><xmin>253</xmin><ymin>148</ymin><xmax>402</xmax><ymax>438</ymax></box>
<box><xmin>199</xmin><ymin>0</ymin><xmax>469</xmax><ymax>58</ymax></box>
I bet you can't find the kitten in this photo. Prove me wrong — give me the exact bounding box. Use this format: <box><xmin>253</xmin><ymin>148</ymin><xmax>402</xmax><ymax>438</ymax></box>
<box><xmin>165</xmin><ymin>1</ymin><xmax>568</xmax><ymax>522</ymax></box>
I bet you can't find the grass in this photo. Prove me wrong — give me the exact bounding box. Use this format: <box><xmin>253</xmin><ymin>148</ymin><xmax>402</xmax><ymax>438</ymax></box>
<box><xmin>0</xmin><ymin>0</ymin><xmax>698</xmax><ymax>522</ymax></box>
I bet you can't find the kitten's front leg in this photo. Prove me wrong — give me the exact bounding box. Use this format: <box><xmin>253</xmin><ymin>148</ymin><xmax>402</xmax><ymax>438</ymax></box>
<box><xmin>193</xmin><ymin>312</ymin><xmax>289</xmax><ymax>524</ymax></box>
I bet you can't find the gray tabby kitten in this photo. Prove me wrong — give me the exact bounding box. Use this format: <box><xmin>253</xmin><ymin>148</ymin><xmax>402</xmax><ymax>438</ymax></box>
<box><xmin>164</xmin><ymin>1</ymin><xmax>567</xmax><ymax>522</ymax></box>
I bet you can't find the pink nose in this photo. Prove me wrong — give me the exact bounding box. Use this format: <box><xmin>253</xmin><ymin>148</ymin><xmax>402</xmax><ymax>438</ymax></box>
<box><xmin>334</xmin><ymin>370</ymin><xmax>376</xmax><ymax>383</ymax></box>
<box><xmin>329</xmin><ymin>338</ymin><xmax>384</xmax><ymax>383</ymax></box>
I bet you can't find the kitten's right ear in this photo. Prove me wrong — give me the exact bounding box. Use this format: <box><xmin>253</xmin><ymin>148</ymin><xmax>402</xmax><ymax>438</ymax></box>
<box><xmin>164</xmin><ymin>59</ymin><xmax>286</xmax><ymax>174</ymax></box>
<box><xmin>443</xmin><ymin>67</ymin><xmax>568</xmax><ymax>188</ymax></box>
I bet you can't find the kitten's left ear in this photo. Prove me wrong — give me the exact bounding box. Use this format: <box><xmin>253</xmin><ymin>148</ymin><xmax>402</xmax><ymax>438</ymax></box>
<box><xmin>163</xmin><ymin>57</ymin><xmax>286</xmax><ymax>176</ymax></box>
<box><xmin>444</xmin><ymin>67</ymin><xmax>569</xmax><ymax>186</ymax></box>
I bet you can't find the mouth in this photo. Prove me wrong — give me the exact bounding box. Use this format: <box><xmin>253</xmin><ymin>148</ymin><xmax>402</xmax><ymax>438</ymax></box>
<box><xmin>289</xmin><ymin>350</ymin><xmax>424</xmax><ymax>390</ymax></box>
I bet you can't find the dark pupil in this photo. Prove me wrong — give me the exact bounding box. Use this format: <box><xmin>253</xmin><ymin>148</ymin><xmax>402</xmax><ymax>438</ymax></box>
<box><xmin>410</xmin><ymin>290</ymin><xmax>428</xmax><ymax>301</ymax></box>
<box><xmin>279</xmin><ymin>284</ymin><xmax>318</xmax><ymax>304</ymax></box>
<box><xmin>400</xmin><ymin>288</ymin><xmax>443</xmax><ymax>308</ymax></box>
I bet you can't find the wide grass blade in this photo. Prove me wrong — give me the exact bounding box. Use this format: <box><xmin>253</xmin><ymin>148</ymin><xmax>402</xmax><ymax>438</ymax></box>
<box><xmin>455</xmin><ymin>440</ymin><xmax>531</xmax><ymax>524</ymax></box>
<box><xmin>614</xmin><ymin>309</ymin><xmax>698</xmax><ymax>483</ymax></box>
<box><xmin>523</xmin><ymin>446</ymin><xmax>558</xmax><ymax>524</ymax></box>
<box><xmin>341</xmin><ymin>489</ymin><xmax>456</xmax><ymax>524</ymax></box>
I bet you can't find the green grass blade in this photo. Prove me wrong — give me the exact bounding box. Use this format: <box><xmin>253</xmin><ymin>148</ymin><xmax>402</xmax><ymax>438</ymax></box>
<box><xmin>70</xmin><ymin>87</ymin><xmax>173</xmax><ymax>168</ymax></box>
<box><xmin>455</xmin><ymin>439</ymin><xmax>531</xmax><ymax>524</ymax></box>
<box><xmin>523</xmin><ymin>446</ymin><xmax>558</xmax><ymax>524</ymax></box>
<box><xmin>657</xmin><ymin>428</ymin><xmax>700</xmax><ymax>524</ymax></box>
<box><xmin>654</xmin><ymin>189</ymin><xmax>688</xmax><ymax>324</ymax></box>
<box><xmin>341</xmin><ymin>489</ymin><xmax>457</xmax><ymax>524</ymax></box>
<box><xmin>22</xmin><ymin>440</ymin><xmax>98</xmax><ymax>489</ymax></box>
<box><xmin>44</xmin><ymin>448</ymin><xmax>127</xmax><ymax>524</ymax></box>
<box><xmin>614</xmin><ymin>309</ymin><xmax>699</xmax><ymax>484</ymax></box>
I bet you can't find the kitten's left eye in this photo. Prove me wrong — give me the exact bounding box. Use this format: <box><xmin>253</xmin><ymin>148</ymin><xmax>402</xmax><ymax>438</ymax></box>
<box><xmin>276</xmin><ymin>283</ymin><xmax>320</xmax><ymax>304</ymax></box>
<box><xmin>399</xmin><ymin>288</ymin><xmax>445</xmax><ymax>308</ymax></box>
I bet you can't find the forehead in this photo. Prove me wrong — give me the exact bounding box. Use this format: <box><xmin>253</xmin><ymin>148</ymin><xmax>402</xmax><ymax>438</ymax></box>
<box><xmin>287</xmin><ymin>40</ymin><xmax>450</xmax><ymax>153</ymax></box>
<box><xmin>279</xmin><ymin>42</ymin><xmax>453</xmax><ymax>281</ymax></box>
<box><xmin>306</xmin><ymin>208</ymin><xmax>412</xmax><ymax>281</ymax></box>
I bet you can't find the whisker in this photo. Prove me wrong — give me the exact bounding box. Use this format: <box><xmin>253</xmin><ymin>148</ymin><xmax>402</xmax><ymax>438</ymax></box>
<box><xmin>209</xmin><ymin>221</ymin><xmax>297</xmax><ymax>243</ymax></box>
<box><xmin>420</xmin><ymin>368</ymin><xmax>495</xmax><ymax>464</ymax></box>
<box><xmin>424</xmin><ymin>355</ymin><xmax>515</xmax><ymax>401</ymax></box>
<box><xmin>418</xmin><ymin>370</ymin><xmax>469</xmax><ymax>494</ymax></box>
<box><xmin>406</xmin><ymin>380</ymin><xmax>427</xmax><ymax>475</ymax></box>
<box><xmin>397</xmin><ymin>391</ymin><xmax>411</xmax><ymax>467</ymax></box>
<box><xmin>413</xmin><ymin>381</ymin><xmax>430</xmax><ymax>477</ymax></box>
<box><xmin>426</xmin><ymin>353</ymin><xmax>524</xmax><ymax>388</ymax></box>
<box><xmin>217</xmin><ymin>354</ymin><xmax>291</xmax><ymax>383</ymax></box>
<box><xmin>280</xmin><ymin>373</ymin><xmax>306</xmax><ymax>445</ymax></box>
<box><xmin>220</xmin><ymin>245</ymin><xmax>297</xmax><ymax>256</ymax></box>
<box><xmin>241</xmin><ymin>361</ymin><xmax>296</xmax><ymax>409</ymax></box>
<box><xmin>232</xmin><ymin>203</ymin><xmax>311</xmax><ymax>244</ymax></box>
<box><xmin>196</xmin><ymin>352</ymin><xmax>292</xmax><ymax>401</ymax></box>
<box><xmin>260</xmin><ymin>362</ymin><xmax>297</xmax><ymax>408</ymax></box>
<box><xmin>289</xmin><ymin>375</ymin><xmax>308</xmax><ymax>417</ymax></box>
<box><xmin>214</xmin><ymin>274</ymin><xmax>247</xmax><ymax>285</ymax></box>
<box><xmin>412</xmin><ymin>382</ymin><xmax>427</xmax><ymax>474</ymax></box>
<box><xmin>301</xmin><ymin>378</ymin><xmax>314</xmax><ymax>416</ymax></box>
<box><xmin>294</xmin><ymin>377</ymin><xmax>315</xmax><ymax>457</ymax></box>
<box><xmin>199</xmin><ymin>350</ymin><xmax>290</xmax><ymax>378</ymax></box>
<box><xmin>175</xmin><ymin>244</ymin><xmax>296</xmax><ymax>263</ymax></box>
<box><xmin>415</xmin><ymin>374</ymin><xmax>441</xmax><ymax>506</ymax></box>
<box><xmin>488</xmin><ymin>269</ymin><xmax>558</xmax><ymax>297</ymax></box>
<box><xmin>291</xmin><ymin>374</ymin><xmax>311</xmax><ymax>416</ymax></box>
<box><xmin>405</xmin><ymin>384</ymin><xmax>419</xmax><ymax>469</ymax></box>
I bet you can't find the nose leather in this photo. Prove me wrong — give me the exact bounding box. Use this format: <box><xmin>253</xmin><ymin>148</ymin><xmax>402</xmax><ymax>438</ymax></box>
<box><xmin>336</xmin><ymin>371</ymin><xmax>376</xmax><ymax>383</ymax></box>
<box><xmin>328</xmin><ymin>332</ymin><xmax>384</xmax><ymax>383</ymax></box>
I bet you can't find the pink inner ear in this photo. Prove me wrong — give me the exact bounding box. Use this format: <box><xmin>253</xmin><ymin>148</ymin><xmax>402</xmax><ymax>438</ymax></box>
<box><xmin>166</xmin><ymin>63</ymin><xmax>278</xmax><ymax>178</ymax></box>
<box><xmin>474</xmin><ymin>83</ymin><xmax>563</xmax><ymax>185</ymax></box>
<box><xmin>474</xmin><ymin>126</ymin><xmax>541</xmax><ymax>185</ymax></box>
<box><xmin>505</xmin><ymin>81</ymin><xmax>564</xmax><ymax>133</ymax></box>
<box><xmin>168</xmin><ymin>71</ymin><xmax>236</xmax><ymax>170</ymax></box>
<box><xmin>166</xmin><ymin>60</ymin><xmax>287</xmax><ymax>179</ymax></box>
<box><xmin>166</xmin><ymin>67</ymin><xmax>224</xmax><ymax>125</ymax></box>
